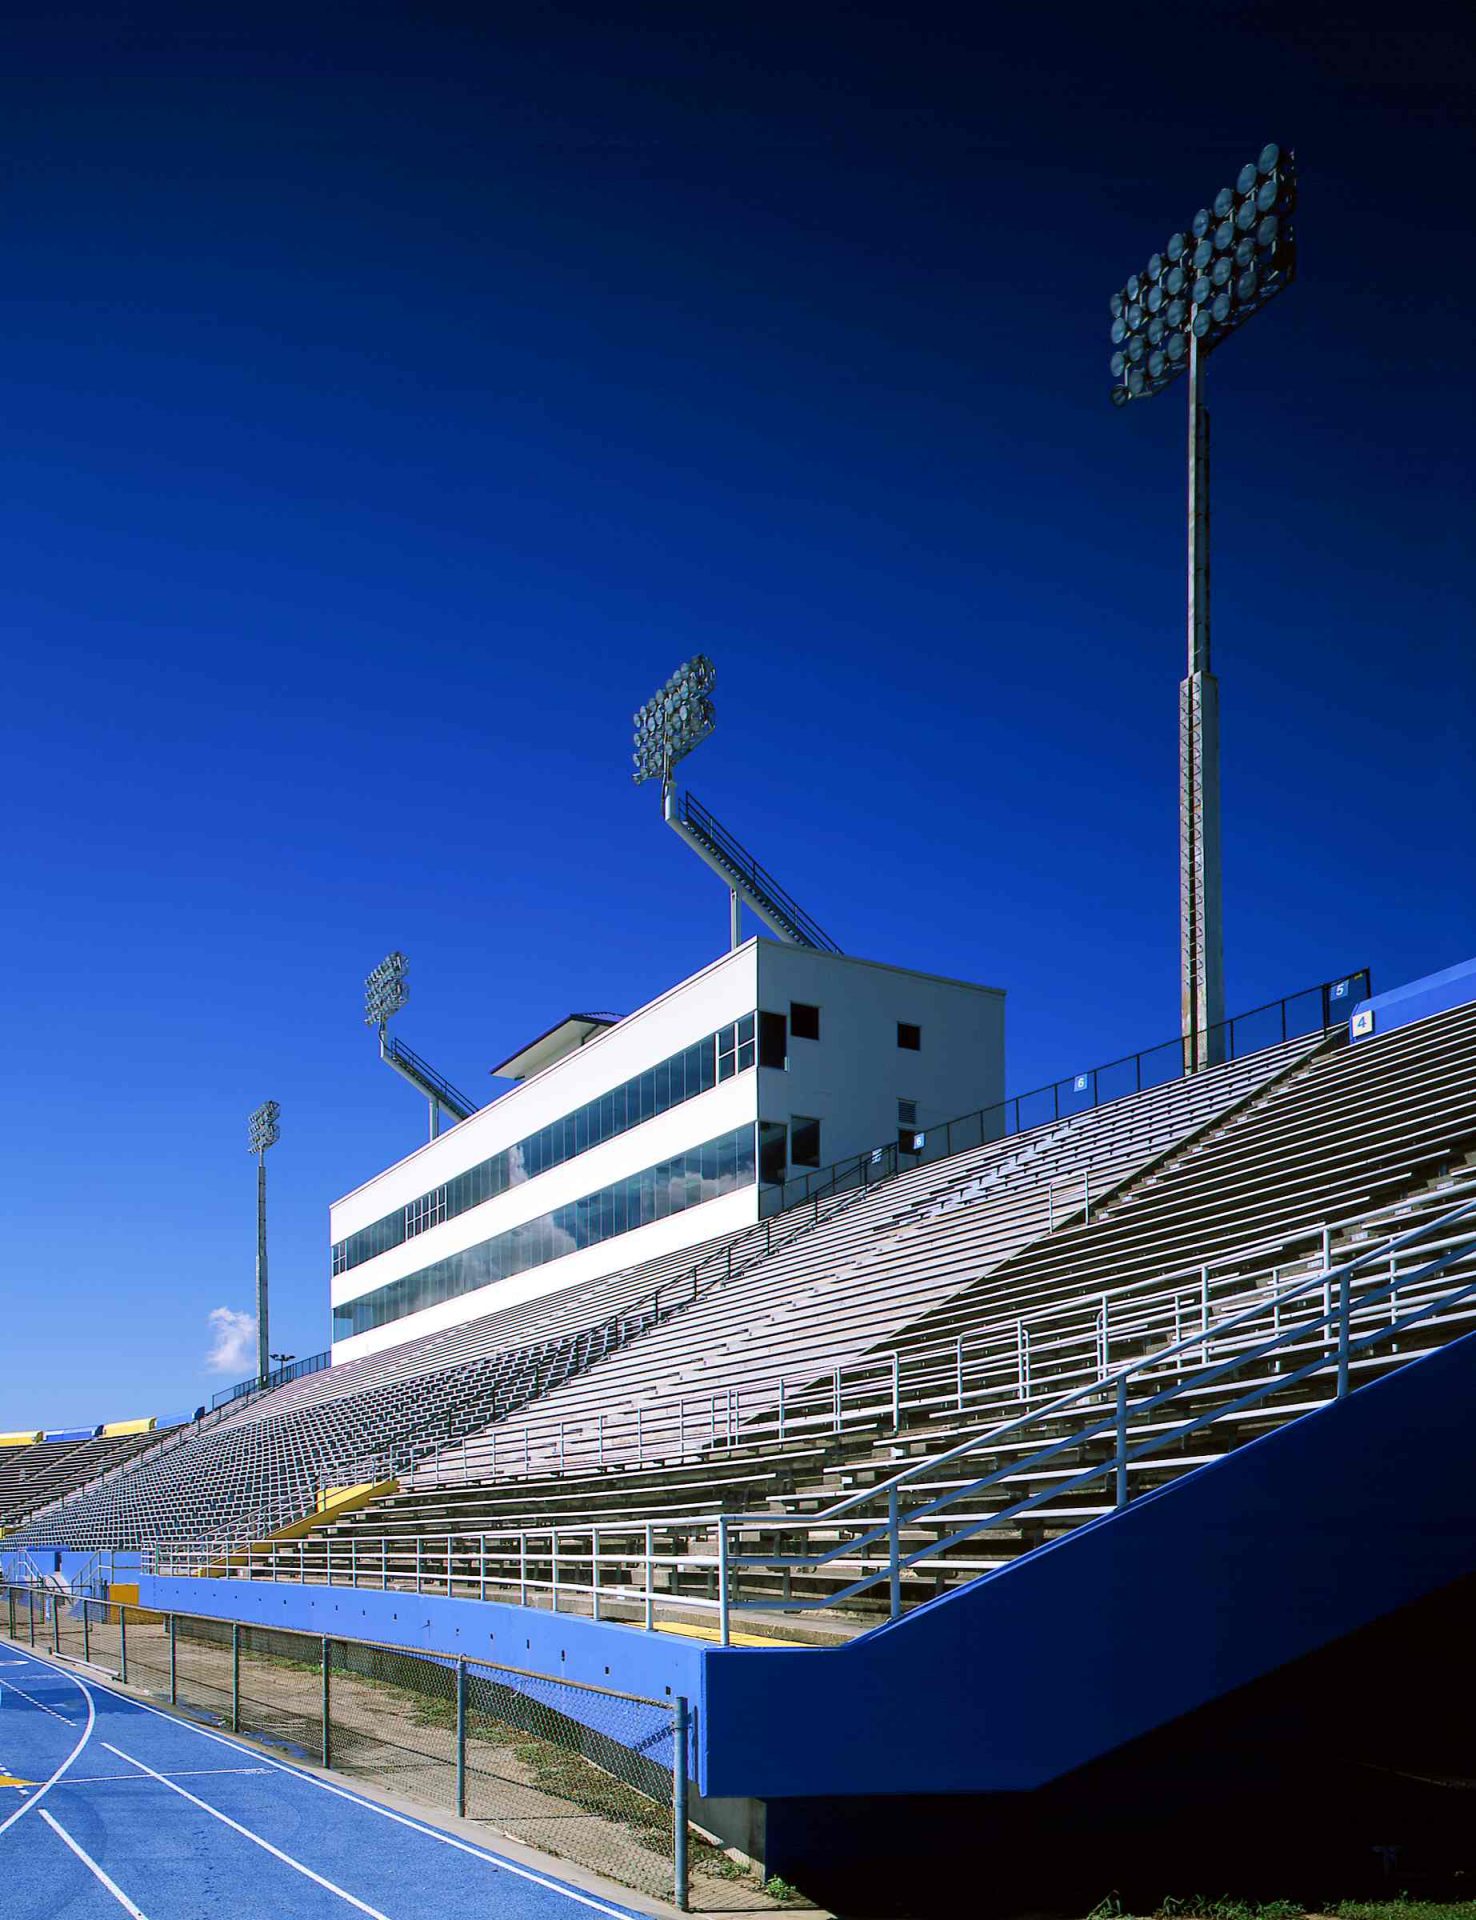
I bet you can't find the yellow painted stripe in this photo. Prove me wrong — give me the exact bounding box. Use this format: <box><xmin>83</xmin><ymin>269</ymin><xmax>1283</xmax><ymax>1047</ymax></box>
<box><xmin>654</xmin><ymin>1621</ymin><xmax>809</xmax><ymax>1648</ymax></box>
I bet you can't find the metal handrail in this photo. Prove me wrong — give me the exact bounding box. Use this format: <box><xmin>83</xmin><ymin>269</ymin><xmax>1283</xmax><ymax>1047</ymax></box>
<box><xmin>812</xmin><ymin>1190</ymin><xmax>1476</xmax><ymax>1527</ymax></box>
<box><xmin>419</xmin><ymin>1177</ymin><xmax>1476</xmax><ymax>1489</ymax></box>
<box><xmin>158</xmin><ymin>1193</ymin><xmax>1476</xmax><ymax>1640</ymax></box>
<box><xmin>763</xmin><ymin>967</ymin><xmax>1369</xmax><ymax>1217</ymax></box>
<box><xmin>213</xmin><ymin>1348</ymin><xmax>333</xmax><ymax>1412</ymax></box>
<box><xmin>673</xmin><ymin>790</ymin><xmax>842</xmax><ymax>953</ymax></box>
<box><xmin>383</xmin><ymin>1033</ymin><xmax>478</xmax><ymax>1122</ymax></box>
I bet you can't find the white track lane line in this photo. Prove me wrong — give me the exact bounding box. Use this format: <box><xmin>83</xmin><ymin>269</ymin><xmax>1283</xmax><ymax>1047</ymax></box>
<box><xmin>1</xmin><ymin>1675</ymin><xmax>85</xmax><ymax>1722</ymax></box>
<box><xmin>20</xmin><ymin>1652</ymin><xmax>644</xmax><ymax>1920</ymax></box>
<box><xmin>58</xmin><ymin>1767</ymin><xmax>270</xmax><ymax>1784</ymax></box>
<box><xmin>38</xmin><ymin>1808</ymin><xmax>151</xmax><ymax>1918</ymax></box>
<box><xmin>0</xmin><ymin>1653</ymin><xmax>95</xmax><ymax>1839</ymax></box>
<box><xmin>100</xmin><ymin>1742</ymin><xmax>393</xmax><ymax>1919</ymax></box>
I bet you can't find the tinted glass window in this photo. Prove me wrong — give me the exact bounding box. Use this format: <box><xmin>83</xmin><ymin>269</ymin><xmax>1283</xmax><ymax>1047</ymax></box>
<box><xmin>790</xmin><ymin>1002</ymin><xmax>820</xmax><ymax>1041</ymax></box>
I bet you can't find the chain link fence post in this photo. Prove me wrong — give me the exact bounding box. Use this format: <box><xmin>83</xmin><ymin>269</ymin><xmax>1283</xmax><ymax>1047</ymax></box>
<box><xmin>6</xmin><ymin>1587</ymin><xmax>14</xmax><ymax>1639</ymax></box>
<box><xmin>321</xmin><ymin>1636</ymin><xmax>332</xmax><ymax>1769</ymax></box>
<box><xmin>51</xmin><ymin>1596</ymin><xmax>60</xmax><ymax>1656</ymax></box>
<box><xmin>454</xmin><ymin>1656</ymin><xmax>467</xmax><ymax>1817</ymax></box>
<box><xmin>168</xmin><ymin>1613</ymin><xmax>178</xmax><ymax>1704</ymax></box>
<box><xmin>230</xmin><ymin>1622</ymin><xmax>240</xmax><ymax>1732</ymax></box>
<box><xmin>119</xmin><ymin>1600</ymin><xmax>128</xmax><ymax>1682</ymax></box>
<box><xmin>673</xmin><ymin>1694</ymin><xmax>690</xmax><ymax>1911</ymax></box>
<box><xmin>83</xmin><ymin>1598</ymin><xmax>91</xmax><ymax>1665</ymax></box>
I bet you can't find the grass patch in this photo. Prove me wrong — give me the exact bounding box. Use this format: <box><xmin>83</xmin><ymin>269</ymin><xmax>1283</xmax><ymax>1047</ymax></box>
<box><xmin>1331</xmin><ymin>1906</ymin><xmax>1476</xmax><ymax>1920</ymax></box>
<box><xmin>1089</xmin><ymin>1899</ymin><xmax>1476</xmax><ymax>1920</ymax></box>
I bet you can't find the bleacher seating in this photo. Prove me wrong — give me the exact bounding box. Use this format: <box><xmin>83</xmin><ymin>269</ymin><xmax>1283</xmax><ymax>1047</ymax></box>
<box><xmin>6</xmin><ymin>1019</ymin><xmax>1315</xmax><ymax>1553</ymax></box>
<box><xmin>260</xmin><ymin>998</ymin><xmax>1476</xmax><ymax>1629</ymax></box>
<box><xmin>0</xmin><ymin>1427</ymin><xmax>169</xmax><ymax>1528</ymax></box>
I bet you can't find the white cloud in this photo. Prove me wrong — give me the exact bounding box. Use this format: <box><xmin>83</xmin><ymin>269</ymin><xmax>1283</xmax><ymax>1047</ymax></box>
<box><xmin>205</xmin><ymin>1307</ymin><xmax>257</xmax><ymax>1376</ymax></box>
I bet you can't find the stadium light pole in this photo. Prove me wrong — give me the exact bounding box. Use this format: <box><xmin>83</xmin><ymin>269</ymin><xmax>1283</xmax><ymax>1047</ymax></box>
<box><xmin>630</xmin><ymin>655</ymin><xmax>730</xmax><ymax>942</ymax></box>
<box><xmin>247</xmin><ymin>1099</ymin><xmax>281</xmax><ymax>1388</ymax></box>
<box><xmin>1110</xmin><ymin>144</ymin><xmax>1297</xmax><ymax>1071</ymax></box>
<box><xmin>364</xmin><ymin>950</ymin><xmax>477</xmax><ymax>1140</ymax></box>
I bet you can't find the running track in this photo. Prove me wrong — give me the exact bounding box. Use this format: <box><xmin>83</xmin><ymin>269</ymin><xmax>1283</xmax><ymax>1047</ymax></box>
<box><xmin>0</xmin><ymin>1643</ymin><xmax>653</xmax><ymax>1919</ymax></box>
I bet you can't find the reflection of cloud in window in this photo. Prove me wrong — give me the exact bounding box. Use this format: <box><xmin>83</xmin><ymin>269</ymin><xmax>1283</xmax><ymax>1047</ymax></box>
<box><xmin>507</xmin><ymin>1143</ymin><xmax>528</xmax><ymax>1187</ymax></box>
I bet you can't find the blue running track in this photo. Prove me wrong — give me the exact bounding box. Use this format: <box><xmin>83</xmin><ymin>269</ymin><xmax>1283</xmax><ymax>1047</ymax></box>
<box><xmin>0</xmin><ymin>1643</ymin><xmax>652</xmax><ymax>1919</ymax></box>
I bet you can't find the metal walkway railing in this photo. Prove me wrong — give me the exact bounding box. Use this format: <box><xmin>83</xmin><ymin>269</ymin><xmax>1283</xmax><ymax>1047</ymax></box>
<box><xmin>666</xmin><ymin>788</ymin><xmax>842</xmax><ymax>952</ymax></box>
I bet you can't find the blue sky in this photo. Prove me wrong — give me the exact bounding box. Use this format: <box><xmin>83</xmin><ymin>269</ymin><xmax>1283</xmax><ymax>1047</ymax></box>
<box><xmin>2</xmin><ymin>4</ymin><xmax>1472</xmax><ymax>1427</ymax></box>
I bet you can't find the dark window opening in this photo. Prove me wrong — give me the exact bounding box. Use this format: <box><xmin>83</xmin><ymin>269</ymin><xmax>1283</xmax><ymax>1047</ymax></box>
<box><xmin>897</xmin><ymin>1021</ymin><xmax>922</xmax><ymax>1051</ymax></box>
<box><xmin>790</xmin><ymin>1115</ymin><xmax>821</xmax><ymax>1168</ymax></box>
<box><xmin>758</xmin><ymin>1010</ymin><xmax>788</xmax><ymax>1070</ymax></box>
<box><xmin>790</xmin><ymin>1001</ymin><xmax>820</xmax><ymax>1042</ymax></box>
<box><xmin>758</xmin><ymin>1120</ymin><xmax>788</xmax><ymax>1185</ymax></box>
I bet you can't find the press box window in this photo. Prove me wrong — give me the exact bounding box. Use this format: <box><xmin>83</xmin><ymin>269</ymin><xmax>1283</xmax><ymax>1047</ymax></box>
<box><xmin>897</xmin><ymin>1022</ymin><xmax>921</xmax><ymax>1051</ymax></box>
<box><xmin>790</xmin><ymin>1002</ymin><xmax>820</xmax><ymax>1042</ymax></box>
<box><xmin>758</xmin><ymin>1120</ymin><xmax>788</xmax><ymax>1185</ymax></box>
<box><xmin>790</xmin><ymin>1115</ymin><xmax>821</xmax><ymax>1168</ymax></box>
<box><xmin>717</xmin><ymin>1013</ymin><xmax>756</xmax><ymax>1081</ymax></box>
<box><xmin>758</xmin><ymin>1011</ymin><xmax>787</xmax><ymax>1070</ymax></box>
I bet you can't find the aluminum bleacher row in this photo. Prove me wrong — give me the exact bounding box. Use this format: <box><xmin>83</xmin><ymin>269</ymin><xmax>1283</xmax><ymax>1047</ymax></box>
<box><xmin>6</xmin><ymin>1016</ymin><xmax>1319</xmax><ymax>1554</ymax></box>
<box><xmin>195</xmin><ymin>995</ymin><xmax>1476</xmax><ymax>1637</ymax></box>
<box><xmin>0</xmin><ymin>1423</ymin><xmax>179</xmax><ymax>1531</ymax></box>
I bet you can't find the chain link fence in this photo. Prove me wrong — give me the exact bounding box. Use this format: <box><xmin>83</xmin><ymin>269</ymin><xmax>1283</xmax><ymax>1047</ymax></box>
<box><xmin>1</xmin><ymin>1581</ymin><xmax>791</xmax><ymax>1911</ymax></box>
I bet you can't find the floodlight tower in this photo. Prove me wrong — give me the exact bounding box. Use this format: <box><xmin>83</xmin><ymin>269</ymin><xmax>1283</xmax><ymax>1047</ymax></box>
<box><xmin>247</xmin><ymin>1099</ymin><xmax>280</xmax><ymax>1388</ymax></box>
<box><xmin>364</xmin><ymin>950</ymin><xmax>478</xmax><ymax>1141</ymax></box>
<box><xmin>632</xmin><ymin>657</ymin><xmax>841</xmax><ymax>953</ymax></box>
<box><xmin>1109</xmin><ymin>143</ymin><xmax>1297</xmax><ymax>1071</ymax></box>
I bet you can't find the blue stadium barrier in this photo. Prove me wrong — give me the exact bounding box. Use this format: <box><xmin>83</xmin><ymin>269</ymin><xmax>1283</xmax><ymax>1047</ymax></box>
<box><xmin>41</xmin><ymin>1427</ymin><xmax>93</xmax><ymax>1444</ymax></box>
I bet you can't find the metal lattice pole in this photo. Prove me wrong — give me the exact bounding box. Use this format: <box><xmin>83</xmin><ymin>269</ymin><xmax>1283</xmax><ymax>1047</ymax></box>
<box><xmin>1180</xmin><ymin>324</ymin><xmax>1225</xmax><ymax>1074</ymax></box>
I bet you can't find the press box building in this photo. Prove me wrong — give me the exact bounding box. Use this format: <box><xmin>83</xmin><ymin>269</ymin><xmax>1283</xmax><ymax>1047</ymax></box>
<box><xmin>330</xmin><ymin>940</ymin><xmax>1005</xmax><ymax>1362</ymax></box>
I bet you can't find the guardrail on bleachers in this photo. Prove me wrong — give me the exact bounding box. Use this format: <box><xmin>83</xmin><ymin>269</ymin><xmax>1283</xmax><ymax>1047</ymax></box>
<box><xmin>406</xmin><ymin>1192</ymin><xmax>1410</xmax><ymax>1486</ymax></box>
<box><xmin>9</xmin><ymin>967</ymin><xmax>1370</xmax><ymax>1552</ymax></box>
<box><xmin>763</xmin><ymin>968</ymin><xmax>1370</xmax><ymax>1217</ymax></box>
<box><xmin>157</xmin><ymin>1191</ymin><xmax>1476</xmax><ymax>1644</ymax></box>
<box><xmin>0</xmin><ymin>1584</ymin><xmax>700</xmax><ymax>1911</ymax></box>
<box><xmin>212</xmin><ymin>1347</ymin><xmax>332</xmax><ymax>1411</ymax></box>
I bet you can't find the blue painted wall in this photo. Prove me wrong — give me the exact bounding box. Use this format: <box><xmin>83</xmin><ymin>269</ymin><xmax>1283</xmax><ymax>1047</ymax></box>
<box><xmin>700</xmin><ymin>1326</ymin><xmax>1476</xmax><ymax>1798</ymax></box>
<box><xmin>1351</xmin><ymin>953</ymin><xmax>1476</xmax><ymax>1043</ymax></box>
<box><xmin>140</xmin><ymin>1573</ymin><xmax>706</xmax><ymax>1781</ymax></box>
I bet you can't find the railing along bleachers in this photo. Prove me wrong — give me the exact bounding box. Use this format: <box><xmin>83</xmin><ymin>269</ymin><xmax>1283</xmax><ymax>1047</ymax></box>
<box><xmin>209</xmin><ymin>997</ymin><xmax>1476</xmax><ymax>1637</ymax></box>
<box><xmin>10</xmin><ymin>991</ymin><xmax>1328</xmax><ymax>1555</ymax></box>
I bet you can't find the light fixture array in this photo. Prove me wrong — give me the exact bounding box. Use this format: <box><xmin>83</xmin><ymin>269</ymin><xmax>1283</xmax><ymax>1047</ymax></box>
<box><xmin>364</xmin><ymin>952</ymin><xmax>409</xmax><ymax>1029</ymax></box>
<box><xmin>1110</xmin><ymin>143</ymin><xmax>1296</xmax><ymax>405</ymax></box>
<box><xmin>247</xmin><ymin>1098</ymin><xmax>280</xmax><ymax>1154</ymax></box>
<box><xmin>631</xmin><ymin>655</ymin><xmax>717</xmax><ymax>786</ymax></box>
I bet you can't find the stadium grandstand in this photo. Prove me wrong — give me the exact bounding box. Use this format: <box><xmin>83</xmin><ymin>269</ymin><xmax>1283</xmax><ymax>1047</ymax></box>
<box><xmin>7</xmin><ymin>951</ymin><xmax>1476</xmax><ymax>1910</ymax></box>
<box><xmin>0</xmin><ymin>1414</ymin><xmax>198</xmax><ymax>1533</ymax></box>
